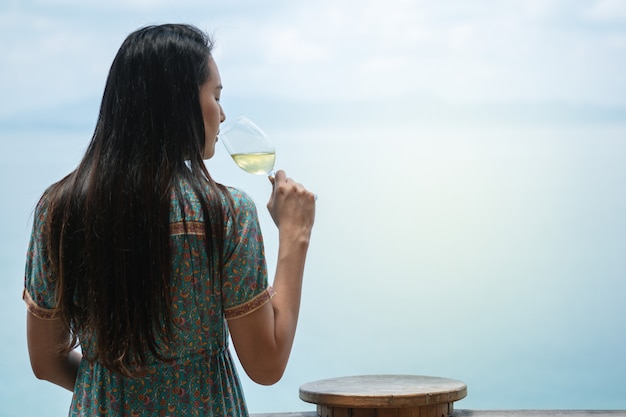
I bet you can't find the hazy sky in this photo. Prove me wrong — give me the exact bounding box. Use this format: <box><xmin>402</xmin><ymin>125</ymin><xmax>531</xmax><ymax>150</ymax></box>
<box><xmin>1</xmin><ymin>1</ymin><xmax>625</xmax><ymax>415</ymax></box>
<box><xmin>1</xmin><ymin>0</ymin><xmax>626</xmax><ymax>120</ymax></box>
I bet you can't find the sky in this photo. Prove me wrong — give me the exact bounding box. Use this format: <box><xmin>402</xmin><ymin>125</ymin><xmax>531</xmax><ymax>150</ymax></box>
<box><xmin>1</xmin><ymin>0</ymin><xmax>626</xmax><ymax>415</ymax></box>
<box><xmin>2</xmin><ymin>0</ymin><xmax>626</xmax><ymax>123</ymax></box>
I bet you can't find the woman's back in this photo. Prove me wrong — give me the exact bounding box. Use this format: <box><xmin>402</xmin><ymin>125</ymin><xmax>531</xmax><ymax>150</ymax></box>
<box><xmin>25</xmin><ymin>178</ymin><xmax>272</xmax><ymax>415</ymax></box>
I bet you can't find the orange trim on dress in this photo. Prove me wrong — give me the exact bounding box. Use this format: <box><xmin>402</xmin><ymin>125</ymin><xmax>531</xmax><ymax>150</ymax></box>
<box><xmin>22</xmin><ymin>288</ymin><xmax>59</xmax><ymax>320</ymax></box>
<box><xmin>170</xmin><ymin>221</ymin><xmax>206</xmax><ymax>236</ymax></box>
<box><xmin>225</xmin><ymin>286</ymin><xmax>276</xmax><ymax>320</ymax></box>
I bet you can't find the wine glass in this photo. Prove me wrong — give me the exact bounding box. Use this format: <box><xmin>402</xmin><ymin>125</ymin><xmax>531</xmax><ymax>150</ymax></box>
<box><xmin>219</xmin><ymin>115</ymin><xmax>275</xmax><ymax>177</ymax></box>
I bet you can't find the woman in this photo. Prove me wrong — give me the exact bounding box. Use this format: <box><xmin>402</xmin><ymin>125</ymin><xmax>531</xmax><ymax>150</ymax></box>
<box><xmin>23</xmin><ymin>24</ymin><xmax>315</xmax><ymax>416</ymax></box>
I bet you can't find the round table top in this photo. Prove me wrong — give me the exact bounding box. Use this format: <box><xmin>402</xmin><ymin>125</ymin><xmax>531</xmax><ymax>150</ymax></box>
<box><xmin>299</xmin><ymin>375</ymin><xmax>467</xmax><ymax>408</ymax></box>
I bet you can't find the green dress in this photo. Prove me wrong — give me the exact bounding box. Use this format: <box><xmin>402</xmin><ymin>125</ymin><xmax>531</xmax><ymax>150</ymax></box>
<box><xmin>23</xmin><ymin>179</ymin><xmax>273</xmax><ymax>416</ymax></box>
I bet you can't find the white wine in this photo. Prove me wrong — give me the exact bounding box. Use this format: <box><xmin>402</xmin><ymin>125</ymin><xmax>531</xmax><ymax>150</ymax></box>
<box><xmin>231</xmin><ymin>152</ymin><xmax>276</xmax><ymax>175</ymax></box>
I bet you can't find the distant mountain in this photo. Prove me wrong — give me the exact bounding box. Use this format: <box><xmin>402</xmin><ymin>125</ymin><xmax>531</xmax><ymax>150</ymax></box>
<box><xmin>2</xmin><ymin>94</ymin><xmax>625</xmax><ymax>134</ymax></box>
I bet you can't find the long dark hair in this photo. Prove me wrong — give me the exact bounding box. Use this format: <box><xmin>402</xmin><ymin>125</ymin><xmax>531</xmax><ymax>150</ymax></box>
<box><xmin>43</xmin><ymin>24</ymin><xmax>229</xmax><ymax>376</ymax></box>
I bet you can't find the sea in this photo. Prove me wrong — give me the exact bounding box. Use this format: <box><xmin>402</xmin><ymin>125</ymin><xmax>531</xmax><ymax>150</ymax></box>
<box><xmin>1</xmin><ymin>121</ymin><xmax>625</xmax><ymax>416</ymax></box>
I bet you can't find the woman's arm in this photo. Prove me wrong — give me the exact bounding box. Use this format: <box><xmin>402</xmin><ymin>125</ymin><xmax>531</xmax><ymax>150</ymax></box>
<box><xmin>227</xmin><ymin>170</ymin><xmax>315</xmax><ymax>385</ymax></box>
<box><xmin>26</xmin><ymin>312</ymin><xmax>82</xmax><ymax>391</ymax></box>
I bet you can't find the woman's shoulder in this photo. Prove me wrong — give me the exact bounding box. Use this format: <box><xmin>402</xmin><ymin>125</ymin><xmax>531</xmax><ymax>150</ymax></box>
<box><xmin>171</xmin><ymin>178</ymin><xmax>257</xmax><ymax>219</ymax></box>
<box><xmin>33</xmin><ymin>176</ymin><xmax>71</xmax><ymax>219</ymax></box>
<box><xmin>223</xmin><ymin>185</ymin><xmax>255</xmax><ymax>207</ymax></box>
<box><xmin>174</xmin><ymin>177</ymin><xmax>252</xmax><ymax>201</ymax></box>
<box><xmin>222</xmin><ymin>185</ymin><xmax>260</xmax><ymax>222</ymax></box>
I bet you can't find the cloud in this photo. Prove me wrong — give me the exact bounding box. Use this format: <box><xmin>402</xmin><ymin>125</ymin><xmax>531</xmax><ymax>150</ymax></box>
<box><xmin>584</xmin><ymin>0</ymin><xmax>626</xmax><ymax>20</ymax></box>
<box><xmin>214</xmin><ymin>0</ymin><xmax>626</xmax><ymax>107</ymax></box>
<box><xmin>266</xmin><ymin>29</ymin><xmax>330</xmax><ymax>63</ymax></box>
<box><xmin>0</xmin><ymin>6</ymin><xmax>126</xmax><ymax>117</ymax></box>
<box><xmin>1</xmin><ymin>0</ymin><xmax>625</xmax><ymax>122</ymax></box>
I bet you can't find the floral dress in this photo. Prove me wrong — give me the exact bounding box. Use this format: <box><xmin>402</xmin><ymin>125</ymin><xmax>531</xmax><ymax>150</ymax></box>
<box><xmin>23</xmin><ymin>179</ymin><xmax>274</xmax><ymax>416</ymax></box>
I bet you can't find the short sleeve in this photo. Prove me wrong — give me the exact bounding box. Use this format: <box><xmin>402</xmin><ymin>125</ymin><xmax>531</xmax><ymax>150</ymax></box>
<box><xmin>221</xmin><ymin>188</ymin><xmax>273</xmax><ymax>320</ymax></box>
<box><xmin>23</xmin><ymin>196</ymin><xmax>59</xmax><ymax>319</ymax></box>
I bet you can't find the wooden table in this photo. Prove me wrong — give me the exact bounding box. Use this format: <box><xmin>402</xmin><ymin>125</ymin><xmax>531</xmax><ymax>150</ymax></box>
<box><xmin>299</xmin><ymin>375</ymin><xmax>467</xmax><ymax>417</ymax></box>
<box><xmin>253</xmin><ymin>411</ymin><xmax>626</xmax><ymax>417</ymax></box>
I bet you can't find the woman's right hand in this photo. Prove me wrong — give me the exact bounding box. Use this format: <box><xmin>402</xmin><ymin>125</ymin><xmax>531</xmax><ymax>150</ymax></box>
<box><xmin>267</xmin><ymin>170</ymin><xmax>316</xmax><ymax>240</ymax></box>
